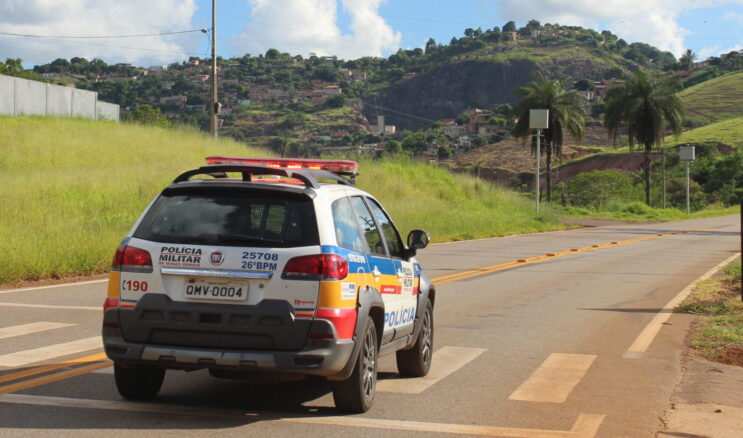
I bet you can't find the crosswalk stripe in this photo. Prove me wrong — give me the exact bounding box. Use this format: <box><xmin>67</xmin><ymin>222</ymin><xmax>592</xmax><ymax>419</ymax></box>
<box><xmin>0</xmin><ymin>302</ymin><xmax>99</xmax><ymax>311</ymax></box>
<box><xmin>0</xmin><ymin>337</ymin><xmax>103</xmax><ymax>368</ymax></box>
<box><xmin>0</xmin><ymin>394</ymin><xmax>606</xmax><ymax>437</ymax></box>
<box><xmin>0</xmin><ymin>279</ymin><xmax>107</xmax><ymax>295</ymax></box>
<box><xmin>0</xmin><ymin>322</ymin><xmax>75</xmax><ymax>340</ymax></box>
<box><xmin>509</xmin><ymin>353</ymin><xmax>596</xmax><ymax>403</ymax></box>
<box><xmin>377</xmin><ymin>346</ymin><xmax>486</xmax><ymax>394</ymax></box>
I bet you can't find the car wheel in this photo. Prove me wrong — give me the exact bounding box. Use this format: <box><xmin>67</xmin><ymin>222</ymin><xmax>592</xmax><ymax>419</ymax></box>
<box><xmin>114</xmin><ymin>363</ymin><xmax>165</xmax><ymax>400</ymax></box>
<box><xmin>396</xmin><ymin>299</ymin><xmax>433</xmax><ymax>377</ymax></box>
<box><xmin>332</xmin><ymin>317</ymin><xmax>378</xmax><ymax>413</ymax></box>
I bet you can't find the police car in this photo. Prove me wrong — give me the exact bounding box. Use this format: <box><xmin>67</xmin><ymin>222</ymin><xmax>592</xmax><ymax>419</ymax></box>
<box><xmin>102</xmin><ymin>156</ymin><xmax>434</xmax><ymax>412</ymax></box>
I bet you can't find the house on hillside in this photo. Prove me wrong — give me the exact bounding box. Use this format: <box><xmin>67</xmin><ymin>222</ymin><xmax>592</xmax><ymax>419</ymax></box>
<box><xmin>502</xmin><ymin>31</ymin><xmax>519</xmax><ymax>41</ymax></box>
<box><xmin>159</xmin><ymin>95</ymin><xmax>187</xmax><ymax>108</ymax></box>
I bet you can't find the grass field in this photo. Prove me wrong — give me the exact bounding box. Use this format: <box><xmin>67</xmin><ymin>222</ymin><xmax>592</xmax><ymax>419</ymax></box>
<box><xmin>0</xmin><ymin>116</ymin><xmax>569</xmax><ymax>284</ymax></box>
<box><xmin>680</xmin><ymin>72</ymin><xmax>743</xmax><ymax>124</ymax></box>
<box><xmin>665</xmin><ymin>116</ymin><xmax>743</xmax><ymax>149</ymax></box>
<box><xmin>558</xmin><ymin>202</ymin><xmax>739</xmax><ymax>222</ymax></box>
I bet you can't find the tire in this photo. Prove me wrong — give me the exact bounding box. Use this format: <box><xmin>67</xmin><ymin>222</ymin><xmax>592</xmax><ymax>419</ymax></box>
<box><xmin>332</xmin><ymin>317</ymin><xmax>378</xmax><ymax>413</ymax></box>
<box><xmin>114</xmin><ymin>363</ymin><xmax>165</xmax><ymax>400</ymax></box>
<box><xmin>396</xmin><ymin>299</ymin><xmax>433</xmax><ymax>377</ymax></box>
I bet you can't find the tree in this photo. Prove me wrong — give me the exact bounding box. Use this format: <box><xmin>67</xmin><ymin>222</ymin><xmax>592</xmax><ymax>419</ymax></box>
<box><xmin>127</xmin><ymin>105</ymin><xmax>169</xmax><ymax>127</ymax></box>
<box><xmin>512</xmin><ymin>72</ymin><xmax>586</xmax><ymax>202</ymax></box>
<box><xmin>425</xmin><ymin>38</ymin><xmax>438</xmax><ymax>54</ymax></box>
<box><xmin>604</xmin><ymin>69</ymin><xmax>685</xmax><ymax>205</ymax></box>
<box><xmin>574</xmin><ymin>79</ymin><xmax>595</xmax><ymax>91</ymax></box>
<box><xmin>502</xmin><ymin>21</ymin><xmax>517</xmax><ymax>32</ymax></box>
<box><xmin>679</xmin><ymin>49</ymin><xmax>697</xmax><ymax>70</ymax></box>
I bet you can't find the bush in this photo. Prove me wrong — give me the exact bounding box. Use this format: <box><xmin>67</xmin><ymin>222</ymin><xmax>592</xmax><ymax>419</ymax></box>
<box><xmin>559</xmin><ymin>170</ymin><xmax>642</xmax><ymax>209</ymax></box>
<box><xmin>666</xmin><ymin>177</ymin><xmax>708</xmax><ymax>211</ymax></box>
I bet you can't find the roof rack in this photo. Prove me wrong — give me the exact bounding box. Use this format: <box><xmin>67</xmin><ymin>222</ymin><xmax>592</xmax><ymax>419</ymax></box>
<box><xmin>173</xmin><ymin>164</ymin><xmax>352</xmax><ymax>189</ymax></box>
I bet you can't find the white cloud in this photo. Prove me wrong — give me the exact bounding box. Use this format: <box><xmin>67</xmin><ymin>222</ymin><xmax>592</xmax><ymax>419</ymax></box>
<box><xmin>496</xmin><ymin>0</ymin><xmax>743</xmax><ymax>58</ymax></box>
<box><xmin>722</xmin><ymin>10</ymin><xmax>743</xmax><ymax>22</ymax></box>
<box><xmin>229</xmin><ymin>0</ymin><xmax>401</xmax><ymax>59</ymax></box>
<box><xmin>0</xmin><ymin>0</ymin><xmax>200</xmax><ymax>67</ymax></box>
<box><xmin>699</xmin><ymin>43</ymin><xmax>743</xmax><ymax>60</ymax></box>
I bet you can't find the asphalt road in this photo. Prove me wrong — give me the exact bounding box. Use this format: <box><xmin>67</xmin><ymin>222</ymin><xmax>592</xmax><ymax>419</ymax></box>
<box><xmin>0</xmin><ymin>215</ymin><xmax>739</xmax><ymax>438</ymax></box>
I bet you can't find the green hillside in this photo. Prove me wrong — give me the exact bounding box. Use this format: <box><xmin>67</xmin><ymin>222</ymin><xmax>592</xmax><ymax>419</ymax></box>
<box><xmin>666</xmin><ymin>116</ymin><xmax>743</xmax><ymax>149</ymax></box>
<box><xmin>0</xmin><ymin>116</ymin><xmax>567</xmax><ymax>284</ymax></box>
<box><xmin>680</xmin><ymin>72</ymin><xmax>743</xmax><ymax>124</ymax></box>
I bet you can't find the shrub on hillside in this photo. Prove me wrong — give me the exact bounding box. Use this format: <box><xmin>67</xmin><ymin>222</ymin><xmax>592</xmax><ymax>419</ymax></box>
<box><xmin>557</xmin><ymin>170</ymin><xmax>642</xmax><ymax>209</ymax></box>
<box><xmin>666</xmin><ymin>177</ymin><xmax>708</xmax><ymax>211</ymax></box>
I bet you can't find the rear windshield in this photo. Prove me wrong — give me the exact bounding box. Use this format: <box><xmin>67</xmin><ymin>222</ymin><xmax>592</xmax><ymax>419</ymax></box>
<box><xmin>133</xmin><ymin>188</ymin><xmax>319</xmax><ymax>248</ymax></box>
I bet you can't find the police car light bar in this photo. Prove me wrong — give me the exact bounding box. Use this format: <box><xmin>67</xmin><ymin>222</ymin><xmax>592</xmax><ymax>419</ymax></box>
<box><xmin>205</xmin><ymin>156</ymin><xmax>359</xmax><ymax>176</ymax></box>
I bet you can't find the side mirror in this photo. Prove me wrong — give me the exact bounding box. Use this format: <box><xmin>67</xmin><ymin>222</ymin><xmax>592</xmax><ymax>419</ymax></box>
<box><xmin>407</xmin><ymin>230</ymin><xmax>430</xmax><ymax>250</ymax></box>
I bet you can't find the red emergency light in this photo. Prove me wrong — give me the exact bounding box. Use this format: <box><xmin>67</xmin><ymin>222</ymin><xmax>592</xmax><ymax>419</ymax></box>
<box><xmin>205</xmin><ymin>156</ymin><xmax>359</xmax><ymax>176</ymax></box>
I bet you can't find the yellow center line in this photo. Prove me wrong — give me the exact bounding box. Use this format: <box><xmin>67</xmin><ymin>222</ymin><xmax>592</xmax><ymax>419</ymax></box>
<box><xmin>0</xmin><ymin>352</ymin><xmax>107</xmax><ymax>385</ymax></box>
<box><xmin>0</xmin><ymin>360</ymin><xmax>112</xmax><ymax>395</ymax></box>
<box><xmin>431</xmin><ymin>229</ymin><xmax>710</xmax><ymax>286</ymax></box>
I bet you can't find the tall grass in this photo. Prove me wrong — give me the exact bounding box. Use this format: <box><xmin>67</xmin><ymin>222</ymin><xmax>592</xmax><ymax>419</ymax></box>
<box><xmin>356</xmin><ymin>158</ymin><xmax>568</xmax><ymax>241</ymax></box>
<box><xmin>665</xmin><ymin>116</ymin><xmax>743</xmax><ymax>149</ymax></box>
<box><xmin>0</xmin><ymin>117</ymin><xmax>568</xmax><ymax>284</ymax></box>
<box><xmin>0</xmin><ymin>116</ymin><xmax>266</xmax><ymax>283</ymax></box>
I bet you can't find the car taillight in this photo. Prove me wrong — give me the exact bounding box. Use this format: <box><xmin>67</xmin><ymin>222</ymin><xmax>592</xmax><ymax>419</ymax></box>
<box><xmin>103</xmin><ymin>297</ymin><xmax>120</xmax><ymax>312</ymax></box>
<box><xmin>111</xmin><ymin>245</ymin><xmax>153</xmax><ymax>273</ymax></box>
<box><xmin>282</xmin><ymin>254</ymin><xmax>348</xmax><ymax>281</ymax></box>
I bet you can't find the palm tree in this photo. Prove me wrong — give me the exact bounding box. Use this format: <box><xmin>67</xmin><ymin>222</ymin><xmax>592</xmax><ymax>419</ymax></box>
<box><xmin>679</xmin><ymin>49</ymin><xmax>697</xmax><ymax>70</ymax></box>
<box><xmin>604</xmin><ymin>69</ymin><xmax>685</xmax><ymax>205</ymax></box>
<box><xmin>512</xmin><ymin>72</ymin><xmax>586</xmax><ymax>202</ymax></box>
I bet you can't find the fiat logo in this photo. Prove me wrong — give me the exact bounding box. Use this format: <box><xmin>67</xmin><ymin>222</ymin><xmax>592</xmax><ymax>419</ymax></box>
<box><xmin>210</xmin><ymin>251</ymin><xmax>224</xmax><ymax>266</ymax></box>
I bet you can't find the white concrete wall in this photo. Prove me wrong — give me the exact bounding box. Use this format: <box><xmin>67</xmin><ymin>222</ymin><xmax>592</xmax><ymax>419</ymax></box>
<box><xmin>0</xmin><ymin>73</ymin><xmax>119</xmax><ymax>121</ymax></box>
<box><xmin>46</xmin><ymin>85</ymin><xmax>73</xmax><ymax>116</ymax></box>
<box><xmin>14</xmin><ymin>76</ymin><xmax>47</xmax><ymax>115</ymax></box>
<box><xmin>0</xmin><ymin>75</ymin><xmax>14</xmax><ymax>115</ymax></box>
<box><xmin>97</xmin><ymin>101</ymin><xmax>120</xmax><ymax>121</ymax></box>
<box><xmin>70</xmin><ymin>88</ymin><xmax>97</xmax><ymax>119</ymax></box>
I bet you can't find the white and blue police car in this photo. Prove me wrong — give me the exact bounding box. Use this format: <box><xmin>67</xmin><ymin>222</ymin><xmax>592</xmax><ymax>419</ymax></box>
<box><xmin>102</xmin><ymin>156</ymin><xmax>434</xmax><ymax>412</ymax></box>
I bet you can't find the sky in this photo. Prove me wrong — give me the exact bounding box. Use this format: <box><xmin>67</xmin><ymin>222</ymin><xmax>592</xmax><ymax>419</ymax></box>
<box><xmin>1</xmin><ymin>0</ymin><xmax>742</xmax><ymax>68</ymax></box>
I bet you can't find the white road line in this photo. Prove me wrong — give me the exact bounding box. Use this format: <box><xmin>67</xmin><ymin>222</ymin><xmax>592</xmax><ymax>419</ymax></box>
<box><xmin>508</xmin><ymin>353</ymin><xmax>597</xmax><ymax>403</ymax></box>
<box><xmin>624</xmin><ymin>252</ymin><xmax>741</xmax><ymax>359</ymax></box>
<box><xmin>0</xmin><ymin>337</ymin><xmax>103</xmax><ymax>368</ymax></box>
<box><xmin>92</xmin><ymin>366</ymin><xmax>114</xmax><ymax>375</ymax></box>
<box><xmin>0</xmin><ymin>279</ymin><xmax>107</xmax><ymax>295</ymax></box>
<box><xmin>0</xmin><ymin>394</ymin><xmax>606</xmax><ymax>437</ymax></box>
<box><xmin>0</xmin><ymin>322</ymin><xmax>75</xmax><ymax>340</ymax></box>
<box><xmin>0</xmin><ymin>302</ymin><xmax>100</xmax><ymax>311</ymax></box>
<box><xmin>377</xmin><ymin>346</ymin><xmax>486</xmax><ymax>394</ymax></box>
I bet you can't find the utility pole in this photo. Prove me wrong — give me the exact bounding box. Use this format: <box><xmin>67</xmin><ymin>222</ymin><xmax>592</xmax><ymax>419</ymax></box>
<box><xmin>210</xmin><ymin>0</ymin><xmax>218</xmax><ymax>138</ymax></box>
<box><xmin>679</xmin><ymin>146</ymin><xmax>695</xmax><ymax>214</ymax></box>
<box><xmin>529</xmin><ymin>109</ymin><xmax>549</xmax><ymax>214</ymax></box>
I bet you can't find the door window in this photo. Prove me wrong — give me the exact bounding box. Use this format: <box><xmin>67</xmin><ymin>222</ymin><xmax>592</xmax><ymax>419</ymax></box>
<box><xmin>349</xmin><ymin>197</ymin><xmax>387</xmax><ymax>257</ymax></box>
<box><xmin>331</xmin><ymin>197</ymin><xmax>367</xmax><ymax>253</ymax></box>
<box><xmin>365</xmin><ymin>198</ymin><xmax>404</xmax><ymax>259</ymax></box>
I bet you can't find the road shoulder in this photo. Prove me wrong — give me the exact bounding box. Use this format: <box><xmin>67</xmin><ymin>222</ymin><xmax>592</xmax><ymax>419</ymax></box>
<box><xmin>658</xmin><ymin>353</ymin><xmax>743</xmax><ymax>438</ymax></box>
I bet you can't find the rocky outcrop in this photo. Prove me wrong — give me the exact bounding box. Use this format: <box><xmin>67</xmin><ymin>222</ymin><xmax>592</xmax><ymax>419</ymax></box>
<box><xmin>364</xmin><ymin>52</ymin><xmax>619</xmax><ymax>130</ymax></box>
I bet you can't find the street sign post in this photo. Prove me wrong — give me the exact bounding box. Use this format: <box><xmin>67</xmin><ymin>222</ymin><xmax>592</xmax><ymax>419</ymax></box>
<box><xmin>529</xmin><ymin>109</ymin><xmax>549</xmax><ymax>213</ymax></box>
<box><xmin>679</xmin><ymin>146</ymin><xmax>695</xmax><ymax>214</ymax></box>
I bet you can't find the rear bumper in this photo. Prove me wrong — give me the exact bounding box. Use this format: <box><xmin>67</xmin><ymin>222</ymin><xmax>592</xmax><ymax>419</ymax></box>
<box><xmin>102</xmin><ymin>294</ymin><xmax>356</xmax><ymax>377</ymax></box>
<box><xmin>102</xmin><ymin>329</ymin><xmax>355</xmax><ymax>376</ymax></box>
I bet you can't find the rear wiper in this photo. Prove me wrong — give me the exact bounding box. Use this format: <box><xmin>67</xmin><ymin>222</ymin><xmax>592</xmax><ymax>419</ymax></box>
<box><xmin>216</xmin><ymin>234</ymin><xmax>283</xmax><ymax>245</ymax></box>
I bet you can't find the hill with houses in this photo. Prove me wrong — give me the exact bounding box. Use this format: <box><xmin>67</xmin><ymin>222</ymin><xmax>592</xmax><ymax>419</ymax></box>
<box><xmin>13</xmin><ymin>19</ymin><xmax>743</xmax><ymax>166</ymax></box>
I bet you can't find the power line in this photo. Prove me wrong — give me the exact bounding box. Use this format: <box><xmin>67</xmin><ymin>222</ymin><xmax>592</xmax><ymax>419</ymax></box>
<box><xmin>0</xmin><ymin>34</ymin><xmax>208</xmax><ymax>57</ymax></box>
<box><xmin>0</xmin><ymin>29</ymin><xmax>207</xmax><ymax>39</ymax></box>
<box><xmin>363</xmin><ymin>102</ymin><xmax>436</xmax><ymax>127</ymax></box>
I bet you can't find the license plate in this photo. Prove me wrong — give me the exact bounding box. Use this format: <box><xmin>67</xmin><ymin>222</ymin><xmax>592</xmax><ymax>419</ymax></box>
<box><xmin>184</xmin><ymin>280</ymin><xmax>247</xmax><ymax>301</ymax></box>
